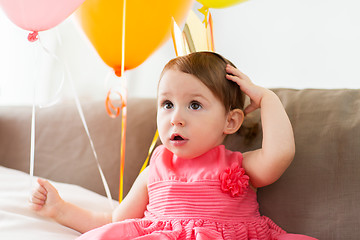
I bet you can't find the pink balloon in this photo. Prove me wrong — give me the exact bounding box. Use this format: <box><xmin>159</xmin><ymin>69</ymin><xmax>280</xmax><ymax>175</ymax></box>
<box><xmin>0</xmin><ymin>0</ymin><xmax>85</xmax><ymax>32</ymax></box>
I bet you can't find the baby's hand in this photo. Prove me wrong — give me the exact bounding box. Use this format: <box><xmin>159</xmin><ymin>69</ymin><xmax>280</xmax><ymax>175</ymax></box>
<box><xmin>226</xmin><ymin>64</ymin><xmax>270</xmax><ymax>115</ymax></box>
<box><xmin>30</xmin><ymin>178</ymin><xmax>64</xmax><ymax>219</ymax></box>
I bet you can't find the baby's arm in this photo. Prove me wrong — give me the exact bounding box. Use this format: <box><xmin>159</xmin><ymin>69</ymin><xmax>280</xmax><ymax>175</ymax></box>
<box><xmin>226</xmin><ymin>65</ymin><xmax>295</xmax><ymax>188</ymax></box>
<box><xmin>30</xmin><ymin>178</ymin><xmax>112</xmax><ymax>233</ymax></box>
<box><xmin>112</xmin><ymin>167</ymin><xmax>149</xmax><ymax>222</ymax></box>
<box><xmin>30</xmin><ymin>167</ymin><xmax>149</xmax><ymax>233</ymax></box>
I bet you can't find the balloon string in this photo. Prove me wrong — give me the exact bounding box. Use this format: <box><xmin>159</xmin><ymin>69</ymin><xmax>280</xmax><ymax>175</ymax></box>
<box><xmin>104</xmin><ymin>0</ymin><xmax>128</xmax><ymax>201</ymax></box>
<box><xmin>26</xmin><ymin>30</ymin><xmax>114</xmax><ymax>208</ymax></box>
<box><xmin>28</xmin><ymin>32</ymin><xmax>65</xmax><ymax>194</ymax></box>
<box><xmin>121</xmin><ymin>0</ymin><xmax>126</xmax><ymax>77</ymax></box>
<box><xmin>29</xmin><ymin>102</ymin><xmax>36</xmax><ymax>186</ymax></box>
<box><xmin>69</xmin><ymin>71</ymin><xmax>115</xmax><ymax>209</ymax></box>
<box><xmin>139</xmin><ymin>130</ymin><xmax>159</xmax><ymax>174</ymax></box>
<box><xmin>207</xmin><ymin>12</ymin><xmax>215</xmax><ymax>52</ymax></box>
<box><xmin>37</xmin><ymin>37</ymin><xmax>64</xmax><ymax>108</ymax></box>
<box><xmin>29</xmin><ymin>39</ymin><xmax>40</xmax><ymax>195</ymax></box>
<box><xmin>26</xmin><ymin>31</ymin><xmax>64</xmax><ymax>108</ymax></box>
<box><xmin>30</xmin><ymin>103</ymin><xmax>36</xmax><ymax>178</ymax></box>
<box><xmin>118</xmin><ymin>0</ymin><xmax>127</xmax><ymax>202</ymax></box>
<box><xmin>39</xmin><ymin>31</ymin><xmax>114</xmax><ymax>208</ymax></box>
<box><xmin>105</xmin><ymin>89</ymin><xmax>126</xmax><ymax>118</ymax></box>
<box><xmin>105</xmin><ymin>86</ymin><xmax>127</xmax><ymax>202</ymax></box>
<box><xmin>119</xmin><ymin>103</ymin><xmax>127</xmax><ymax>202</ymax></box>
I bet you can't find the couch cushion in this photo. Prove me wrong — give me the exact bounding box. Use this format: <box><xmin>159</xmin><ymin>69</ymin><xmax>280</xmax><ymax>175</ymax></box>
<box><xmin>224</xmin><ymin>89</ymin><xmax>360</xmax><ymax>239</ymax></box>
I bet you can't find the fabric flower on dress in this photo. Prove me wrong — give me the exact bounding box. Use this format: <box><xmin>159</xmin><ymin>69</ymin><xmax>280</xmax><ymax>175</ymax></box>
<box><xmin>219</xmin><ymin>163</ymin><xmax>249</xmax><ymax>197</ymax></box>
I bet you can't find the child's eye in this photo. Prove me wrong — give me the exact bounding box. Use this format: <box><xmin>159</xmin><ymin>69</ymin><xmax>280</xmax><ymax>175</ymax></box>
<box><xmin>189</xmin><ymin>101</ymin><xmax>202</xmax><ymax>110</ymax></box>
<box><xmin>162</xmin><ymin>100</ymin><xmax>173</xmax><ymax>110</ymax></box>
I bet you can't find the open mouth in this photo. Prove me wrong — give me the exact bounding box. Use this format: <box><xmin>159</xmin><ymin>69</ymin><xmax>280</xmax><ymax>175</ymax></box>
<box><xmin>170</xmin><ymin>134</ymin><xmax>185</xmax><ymax>141</ymax></box>
<box><xmin>170</xmin><ymin>133</ymin><xmax>188</xmax><ymax>146</ymax></box>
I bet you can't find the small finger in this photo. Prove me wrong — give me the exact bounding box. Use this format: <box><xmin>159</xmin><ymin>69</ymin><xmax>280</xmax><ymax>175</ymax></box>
<box><xmin>30</xmin><ymin>196</ymin><xmax>46</xmax><ymax>205</ymax></box>
<box><xmin>30</xmin><ymin>194</ymin><xmax>46</xmax><ymax>207</ymax></box>
<box><xmin>226</xmin><ymin>73</ymin><xmax>240</xmax><ymax>83</ymax></box>
<box><xmin>226</xmin><ymin>64</ymin><xmax>248</xmax><ymax>79</ymax></box>
<box><xmin>32</xmin><ymin>189</ymin><xmax>47</xmax><ymax>200</ymax></box>
<box><xmin>37</xmin><ymin>178</ymin><xmax>48</xmax><ymax>187</ymax></box>
<box><xmin>29</xmin><ymin>202</ymin><xmax>44</xmax><ymax>211</ymax></box>
<box><xmin>226</xmin><ymin>74</ymin><xmax>252</xmax><ymax>95</ymax></box>
<box><xmin>30</xmin><ymin>192</ymin><xmax>46</xmax><ymax>207</ymax></box>
<box><xmin>34</xmin><ymin>184</ymin><xmax>47</xmax><ymax>196</ymax></box>
<box><xmin>37</xmin><ymin>178</ymin><xmax>56</xmax><ymax>193</ymax></box>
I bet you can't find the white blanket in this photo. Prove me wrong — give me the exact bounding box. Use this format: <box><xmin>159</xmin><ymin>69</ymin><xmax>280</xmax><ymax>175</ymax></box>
<box><xmin>0</xmin><ymin>166</ymin><xmax>118</xmax><ymax>240</ymax></box>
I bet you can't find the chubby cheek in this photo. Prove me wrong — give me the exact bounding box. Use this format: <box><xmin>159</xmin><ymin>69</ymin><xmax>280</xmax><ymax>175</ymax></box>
<box><xmin>157</xmin><ymin>113</ymin><xmax>168</xmax><ymax>144</ymax></box>
<box><xmin>200</xmin><ymin>119</ymin><xmax>227</xmax><ymax>141</ymax></box>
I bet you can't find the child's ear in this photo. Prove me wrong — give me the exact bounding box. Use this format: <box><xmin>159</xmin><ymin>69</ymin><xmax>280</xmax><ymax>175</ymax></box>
<box><xmin>224</xmin><ymin>109</ymin><xmax>244</xmax><ymax>135</ymax></box>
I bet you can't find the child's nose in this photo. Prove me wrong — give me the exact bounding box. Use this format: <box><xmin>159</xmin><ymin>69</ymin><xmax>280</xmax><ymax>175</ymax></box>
<box><xmin>170</xmin><ymin>109</ymin><xmax>185</xmax><ymax>126</ymax></box>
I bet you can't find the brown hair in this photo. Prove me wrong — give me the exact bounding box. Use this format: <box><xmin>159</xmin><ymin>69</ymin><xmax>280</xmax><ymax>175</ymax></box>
<box><xmin>159</xmin><ymin>51</ymin><xmax>245</xmax><ymax>113</ymax></box>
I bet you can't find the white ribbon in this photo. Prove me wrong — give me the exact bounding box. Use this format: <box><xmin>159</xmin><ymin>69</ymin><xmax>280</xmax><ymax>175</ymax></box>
<box><xmin>29</xmin><ymin>31</ymin><xmax>114</xmax><ymax>209</ymax></box>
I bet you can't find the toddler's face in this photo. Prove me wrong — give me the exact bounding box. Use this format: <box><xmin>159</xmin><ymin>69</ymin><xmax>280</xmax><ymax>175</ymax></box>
<box><xmin>157</xmin><ymin>69</ymin><xmax>228</xmax><ymax>159</ymax></box>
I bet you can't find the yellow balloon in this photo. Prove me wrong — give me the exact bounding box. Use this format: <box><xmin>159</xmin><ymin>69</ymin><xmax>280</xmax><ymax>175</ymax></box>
<box><xmin>76</xmin><ymin>0</ymin><xmax>193</xmax><ymax>77</ymax></box>
<box><xmin>197</xmin><ymin>0</ymin><xmax>247</xmax><ymax>9</ymax></box>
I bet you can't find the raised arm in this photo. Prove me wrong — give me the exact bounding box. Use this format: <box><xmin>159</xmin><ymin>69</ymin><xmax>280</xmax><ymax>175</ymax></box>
<box><xmin>226</xmin><ymin>65</ymin><xmax>295</xmax><ymax>188</ymax></box>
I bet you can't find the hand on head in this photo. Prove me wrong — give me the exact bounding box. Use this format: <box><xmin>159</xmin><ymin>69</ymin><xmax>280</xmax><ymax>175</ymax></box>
<box><xmin>226</xmin><ymin>64</ymin><xmax>266</xmax><ymax>115</ymax></box>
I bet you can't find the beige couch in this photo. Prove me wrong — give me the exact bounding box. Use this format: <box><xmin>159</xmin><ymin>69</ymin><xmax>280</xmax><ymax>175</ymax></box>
<box><xmin>1</xmin><ymin>89</ymin><xmax>359</xmax><ymax>239</ymax></box>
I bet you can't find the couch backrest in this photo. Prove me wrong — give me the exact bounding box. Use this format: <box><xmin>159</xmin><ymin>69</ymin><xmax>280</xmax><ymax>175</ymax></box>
<box><xmin>242</xmin><ymin>89</ymin><xmax>360</xmax><ymax>239</ymax></box>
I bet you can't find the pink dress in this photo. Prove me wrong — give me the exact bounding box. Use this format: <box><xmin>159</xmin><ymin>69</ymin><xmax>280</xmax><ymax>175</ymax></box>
<box><xmin>77</xmin><ymin>145</ymin><xmax>317</xmax><ymax>240</ymax></box>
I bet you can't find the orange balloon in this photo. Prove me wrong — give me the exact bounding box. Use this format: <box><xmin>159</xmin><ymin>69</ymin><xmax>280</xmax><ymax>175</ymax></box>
<box><xmin>76</xmin><ymin>0</ymin><xmax>193</xmax><ymax>77</ymax></box>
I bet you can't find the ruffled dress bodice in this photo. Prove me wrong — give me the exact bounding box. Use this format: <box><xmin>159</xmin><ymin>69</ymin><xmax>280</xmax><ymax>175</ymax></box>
<box><xmin>77</xmin><ymin>145</ymin><xmax>317</xmax><ymax>240</ymax></box>
<box><xmin>141</xmin><ymin>145</ymin><xmax>284</xmax><ymax>239</ymax></box>
<box><xmin>146</xmin><ymin>145</ymin><xmax>259</xmax><ymax>222</ymax></box>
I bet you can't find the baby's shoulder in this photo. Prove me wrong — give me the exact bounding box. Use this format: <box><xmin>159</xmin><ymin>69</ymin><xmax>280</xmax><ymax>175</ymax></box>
<box><xmin>223</xmin><ymin>147</ymin><xmax>244</xmax><ymax>166</ymax></box>
<box><xmin>150</xmin><ymin>145</ymin><xmax>171</xmax><ymax>163</ymax></box>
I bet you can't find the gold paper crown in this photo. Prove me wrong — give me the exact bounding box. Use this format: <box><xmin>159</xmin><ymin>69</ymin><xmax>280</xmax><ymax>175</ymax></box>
<box><xmin>171</xmin><ymin>9</ymin><xmax>214</xmax><ymax>56</ymax></box>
